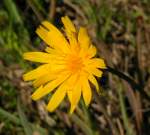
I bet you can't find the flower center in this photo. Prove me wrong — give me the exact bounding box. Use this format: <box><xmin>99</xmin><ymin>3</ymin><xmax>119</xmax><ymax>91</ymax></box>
<box><xmin>67</xmin><ymin>55</ymin><xmax>84</xmax><ymax>73</ymax></box>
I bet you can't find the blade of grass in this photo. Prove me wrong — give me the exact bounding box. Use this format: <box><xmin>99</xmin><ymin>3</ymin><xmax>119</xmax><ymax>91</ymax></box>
<box><xmin>32</xmin><ymin>0</ymin><xmax>46</xmax><ymax>15</ymax></box>
<box><xmin>0</xmin><ymin>107</ymin><xmax>20</xmax><ymax>125</ymax></box>
<box><xmin>73</xmin><ymin>0</ymin><xmax>97</xmax><ymax>24</ymax></box>
<box><xmin>123</xmin><ymin>81</ymin><xmax>142</xmax><ymax>133</ymax></box>
<box><xmin>0</xmin><ymin>107</ymin><xmax>47</xmax><ymax>135</ymax></box>
<box><xmin>118</xmin><ymin>83</ymin><xmax>135</xmax><ymax>135</ymax></box>
<box><xmin>70</xmin><ymin>114</ymin><xmax>93</xmax><ymax>135</ymax></box>
<box><xmin>80</xmin><ymin>99</ymin><xmax>91</xmax><ymax>126</ymax></box>
<box><xmin>17</xmin><ymin>100</ymin><xmax>33</xmax><ymax>135</ymax></box>
<box><xmin>27</xmin><ymin>0</ymin><xmax>44</xmax><ymax>21</ymax></box>
<box><xmin>31</xmin><ymin>124</ymin><xmax>47</xmax><ymax>135</ymax></box>
<box><xmin>3</xmin><ymin>0</ymin><xmax>22</xmax><ymax>24</ymax></box>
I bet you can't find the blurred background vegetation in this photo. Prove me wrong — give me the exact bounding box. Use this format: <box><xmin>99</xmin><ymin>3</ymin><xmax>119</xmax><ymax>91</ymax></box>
<box><xmin>0</xmin><ymin>0</ymin><xmax>150</xmax><ymax>135</ymax></box>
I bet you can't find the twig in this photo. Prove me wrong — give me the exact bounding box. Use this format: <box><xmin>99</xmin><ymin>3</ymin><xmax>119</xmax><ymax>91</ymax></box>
<box><xmin>48</xmin><ymin>0</ymin><xmax>56</xmax><ymax>20</ymax></box>
<box><xmin>116</xmin><ymin>118</ymin><xmax>125</xmax><ymax>135</ymax></box>
<box><xmin>136</xmin><ymin>18</ymin><xmax>144</xmax><ymax>86</ymax></box>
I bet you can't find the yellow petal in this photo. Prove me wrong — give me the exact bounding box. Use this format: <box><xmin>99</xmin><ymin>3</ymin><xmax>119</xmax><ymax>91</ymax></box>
<box><xmin>47</xmin><ymin>84</ymin><xmax>66</xmax><ymax>112</ymax></box>
<box><xmin>87</xmin><ymin>45</ymin><xmax>97</xmax><ymax>58</ymax></box>
<box><xmin>66</xmin><ymin>72</ymin><xmax>79</xmax><ymax>90</ymax></box>
<box><xmin>33</xmin><ymin>70</ymin><xmax>68</xmax><ymax>87</ymax></box>
<box><xmin>36</xmin><ymin>26</ymin><xmax>49</xmax><ymax>44</ymax></box>
<box><xmin>66</xmin><ymin>73</ymin><xmax>80</xmax><ymax>105</ymax></box>
<box><xmin>79</xmin><ymin>45</ymin><xmax>97</xmax><ymax>59</ymax></box>
<box><xmin>31</xmin><ymin>71</ymin><xmax>71</xmax><ymax>100</ymax></box>
<box><xmin>23</xmin><ymin>64</ymin><xmax>50</xmax><ymax>81</ymax></box>
<box><xmin>67</xmin><ymin>91</ymin><xmax>72</xmax><ymax>104</ymax></box>
<box><xmin>61</xmin><ymin>16</ymin><xmax>78</xmax><ymax>50</ymax></box>
<box><xmin>91</xmin><ymin>68</ymin><xmax>103</xmax><ymax>77</ymax></box>
<box><xmin>33</xmin><ymin>73</ymin><xmax>57</xmax><ymax>88</ymax></box>
<box><xmin>82</xmin><ymin>78</ymin><xmax>92</xmax><ymax>106</ymax></box>
<box><xmin>69</xmin><ymin>80</ymin><xmax>82</xmax><ymax>114</ymax></box>
<box><xmin>45</xmin><ymin>47</ymin><xmax>62</xmax><ymax>55</ymax></box>
<box><xmin>61</xmin><ymin>16</ymin><xmax>76</xmax><ymax>33</ymax></box>
<box><xmin>36</xmin><ymin>21</ymin><xmax>69</xmax><ymax>53</ymax></box>
<box><xmin>78</xmin><ymin>27</ymin><xmax>90</xmax><ymax>50</ymax></box>
<box><xmin>23</xmin><ymin>52</ymin><xmax>52</xmax><ymax>63</ymax></box>
<box><xmin>42</xmin><ymin>21</ymin><xmax>69</xmax><ymax>51</ymax></box>
<box><xmin>84</xmin><ymin>65</ymin><xmax>103</xmax><ymax>77</ymax></box>
<box><xmin>88</xmin><ymin>75</ymin><xmax>99</xmax><ymax>92</ymax></box>
<box><xmin>86</xmin><ymin>58</ymin><xmax>106</xmax><ymax>69</ymax></box>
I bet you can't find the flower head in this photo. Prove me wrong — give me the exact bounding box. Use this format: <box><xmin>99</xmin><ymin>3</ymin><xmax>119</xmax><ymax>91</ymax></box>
<box><xmin>23</xmin><ymin>16</ymin><xmax>106</xmax><ymax>113</ymax></box>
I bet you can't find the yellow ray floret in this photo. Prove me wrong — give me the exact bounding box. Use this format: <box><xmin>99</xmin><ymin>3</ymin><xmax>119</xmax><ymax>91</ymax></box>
<box><xmin>82</xmin><ymin>77</ymin><xmax>92</xmax><ymax>106</ymax></box>
<box><xmin>23</xmin><ymin>52</ymin><xmax>52</xmax><ymax>63</ymax></box>
<box><xmin>61</xmin><ymin>16</ymin><xmax>78</xmax><ymax>50</ymax></box>
<box><xmin>36</xmin><ymin>22</ymin><xmax>70</xmax><ymax>53</ymax></box>
<box><xmin>23</xmin><ymin>16</ymin><xmax>106</xmax><ymax>113</ymax></box>
<box><xmin>78</xmin><ymin>27</ymin><xmax>90</xmax><ymax>50</ymax></box>
<box><xmin>47</xmin><ymin>85</ymin><xmax>66</xmax><ymax>112</ymax></box>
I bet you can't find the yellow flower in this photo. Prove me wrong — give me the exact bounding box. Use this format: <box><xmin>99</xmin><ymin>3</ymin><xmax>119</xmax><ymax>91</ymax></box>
<box><xmin>23</xmin><ymin>16</ymin><xmax>106</xmax><ymax>113</ymax></box>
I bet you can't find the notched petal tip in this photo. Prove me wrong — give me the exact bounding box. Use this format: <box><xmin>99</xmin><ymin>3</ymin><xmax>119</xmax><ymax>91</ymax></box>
<box><xmin>22</xmin><ymin>73</ymin><xmax>28</xmax><ymax>81</ymax></box>
<box><xmin>31</xmin><ymin>85</ymin><xmax>43</xmax><ymax>101</ymax></box>
<box><xmin>82</xmin><ymin>79</ymin><xmax>92</xmax><ymax>107</ymax></box>
<box><xmin>61</xmin><ymin>16</ymin><xmax>76</xmax><ymax>32</ymax></box>
<box><xmin>78</xmin><ymin>27</ymin><xmax>90</xmax><ymax>49</ymax></box>
<box><xmin>35</xmin><ymin>25</ymin><xmax>49</xmax><ymax>44</ymax></box>
<box><xmin>23</xmin><ymin>53</ymin><xmax>28</xmax><ymax>59</ymax></box>
<box><xmin>99</xmin><ymin>60</ymin><xmax>107</xmax><ymax>69</ymax></box>
<box><xmin>46</xmin><ymin>85</ymin><xmax>66</xmax><ymax>112</ymax></box>
<box><xmin>69</xmin><ymin>105</ymin><xmax>76</xmax><ymax>114</ymax></box>
<box><xmin>23</xmin><ymin>52</ymin><xmax>37</xmax><ymax>61</ymax></box>
<box><xmin>41</xmin><ymin>21</ymin><xmax>54</xmax><ymax>31</ymax></box>
<box><xmin>96</xmin><ymin>86</ymin><xmax>104</xmax><ymax>95</ymax></box>
<box><xmin>46</xmin><ymin>105</ymin><xmax>53</xmax><ymax>112</ymax></box>
<box><xmin>88</xmin><ymin>45</ymin><xmax>97</xmax><ymax>58</ymax></box>
<box><xmin>23</xmin><ymin>52</ymin><xmax>52</xmax><ymax>63</ymax></box>
<box><xmin>23</xmin><ymin>52</ymin><xmax>35</xmax><ymax>60</ymax></box>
